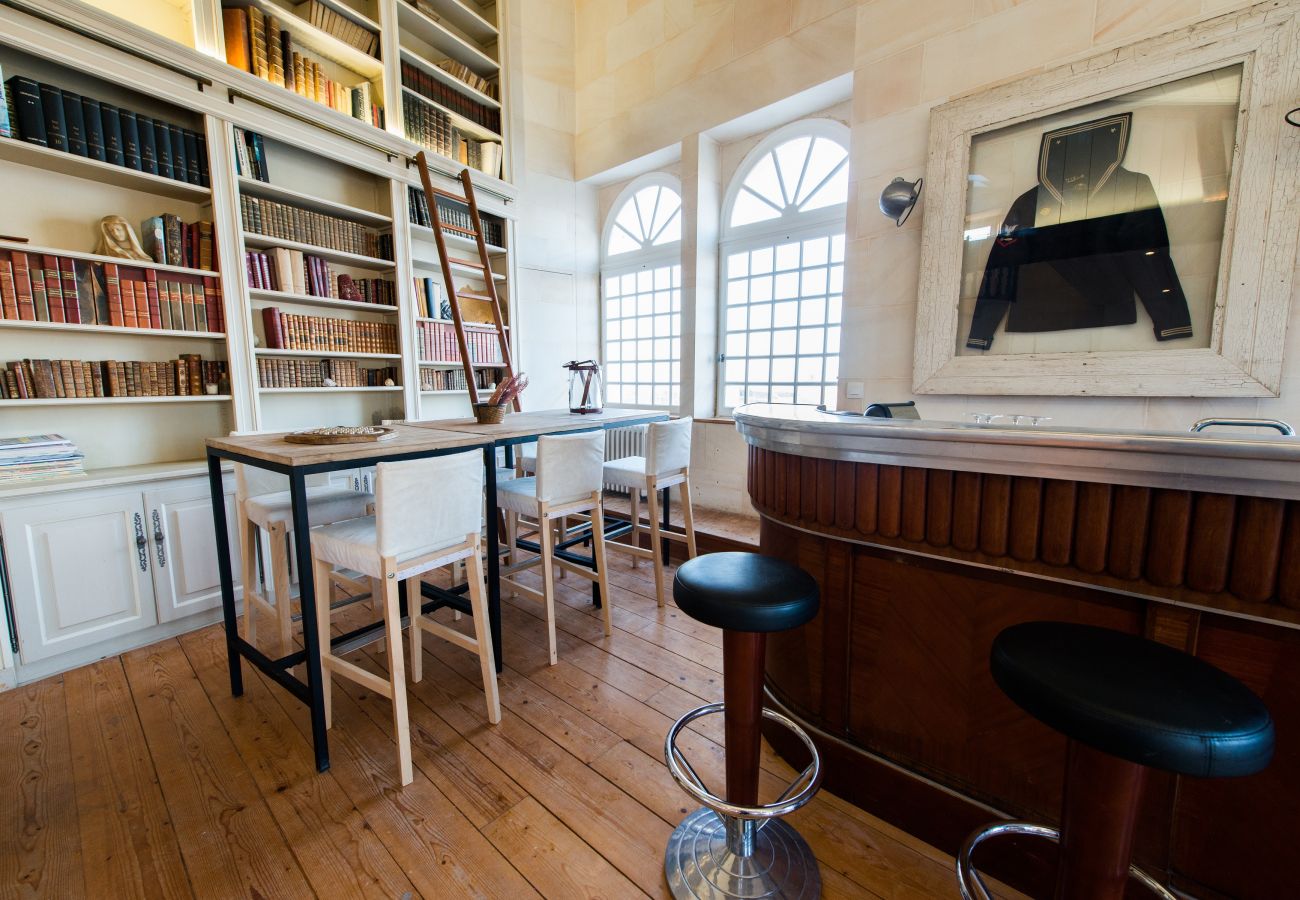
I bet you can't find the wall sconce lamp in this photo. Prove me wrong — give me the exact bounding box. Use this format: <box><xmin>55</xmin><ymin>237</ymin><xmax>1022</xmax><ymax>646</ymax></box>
<box><xmin>879</xmin><ymin>176</ymin><xmax>924</xmax><ymax>226</ymax></box>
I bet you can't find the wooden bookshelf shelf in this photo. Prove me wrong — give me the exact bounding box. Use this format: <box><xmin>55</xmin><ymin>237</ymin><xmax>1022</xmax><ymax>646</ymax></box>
<box><xmin>409</xmin><ymin>0</ymin><xmax>497</xmax><ymax>43</ymax></box>
<box><xmin>409</xmin><ymin>222</ymin><xmax>505</xmax><ymax>255</ymax></box>
<box><xmin>259</xmin><ymin>385</ymin><xmax>402</xmax><ymax>394</ymax></box>
<box><xmin>0</xmin><ymin>395</ymin><xmax>231</xmax><ymax>407</ymax></box>
<box><xmin>255</xmin><ymin>348</ymin><xmax>401</xmax><ymax>360</ymax></box>
<box><xmin>0</xmin><ymin>241</ymin><xmax>219</xmax><ymax>279</ymax></box>
<box><xmin>0</xmin><ymin>137</ymin><xmax>212</xmax><ymax>202</ymax></box>
<box><xmin>0</xmin><ymin>320</ymin><xmax>225</xmax><ymax>339</ymax></box>
<box><xmin>243</xmin><ymin>0</ymin><xmax>383</xmax><ymax>79</ymax></box>
<box><xmin>401</xmin><ymin>87</ymin><xmax>501</xmax><ymax>142</ymax></box>
<box><xmin>419</xmin><ymin>389</ymin><xmax>469</xmax><ymax>395</ymax></box>
<box><xmin>241</xmin><ymin>233</ymin><xmax>396</xmax><ymax>270</ymax></box>
<box><xmin>410</xmin><ymin>255</ymin><xmax>505</xmax><ymax>281</ymax></box>
<box><xmin>396</xmin><ymin>0</ymin><xmax>499</xmax><ymax>76</ymax></box>
<box><xmin>248</xmin><ymin>288</ymin><xmax>399</xmax><ymax>314</ymax></box>
<box><xmin>418</xmin><ymin>360</ymin><xmax>503</xmax><ymax>369</ymax></box>
<box><xmin>399</xmin><ymin>48</ymin><xmax>500</xmax><ymax>111</ymax></box>
<box><xmin>238</xmin><ymin>177</ymin><xmax>392</xmax><ymax>227</ymax></box>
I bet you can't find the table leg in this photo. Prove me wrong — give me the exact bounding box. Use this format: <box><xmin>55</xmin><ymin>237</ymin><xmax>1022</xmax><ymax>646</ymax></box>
<box><xmin>484</xmin><ymin>447</ymin><xmax>503</xmax><ymax>674</ymax></box>
<box><xmin>289</xmin><ymin>470</ymin><xmax>330</xmax><ymax>773</ymax></box>
<box><xmin>208</xmin><ymin>453</ymin><xmax>243</xmax><ymax>697</ymax></box>
<box><xmin>661</xmin><ymin>486</ymin><xmax>671</xmax><ymax>565</ymax></box>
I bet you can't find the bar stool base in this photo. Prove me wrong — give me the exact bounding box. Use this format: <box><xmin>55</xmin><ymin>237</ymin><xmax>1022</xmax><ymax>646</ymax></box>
<box><xmin>665</xmin><ymin>807</ymin><xmax>820</xmax><ymax>899</ymax></box>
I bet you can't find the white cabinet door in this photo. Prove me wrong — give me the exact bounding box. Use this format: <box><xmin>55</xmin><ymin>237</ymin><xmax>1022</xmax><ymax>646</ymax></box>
<box><xmin>145</xmin><ymin>476</ymin><xmax>243</xmax><ymax>624</ymax></box>
<box><xmin>2</xmin><ymin>493</ymin><xmax>156</xmax><ymax>664</ymax></box>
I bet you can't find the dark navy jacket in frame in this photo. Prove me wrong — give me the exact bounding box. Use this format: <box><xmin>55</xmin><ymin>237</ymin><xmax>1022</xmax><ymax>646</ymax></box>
<box><xmin>966</xmin><ymin>113</ymin><xmax>1195</xmax><ymax>351</ymax></box>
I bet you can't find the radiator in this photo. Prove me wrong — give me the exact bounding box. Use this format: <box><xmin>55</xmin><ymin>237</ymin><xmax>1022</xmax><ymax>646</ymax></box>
<box><xmin>604</xmin><ymin>425</ymin><xmax>647</xmax><ymax>494</ymax></box>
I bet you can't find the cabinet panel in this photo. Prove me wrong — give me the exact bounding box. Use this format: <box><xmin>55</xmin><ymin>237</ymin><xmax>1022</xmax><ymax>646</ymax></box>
<box><xmin>3</xmin><ymin>494</ymin><xmax>155</xmax><ymax>663</ymax></box>
<box><xmin>146</xmin><ymin>477</ymin><xmax>242</xmax><ymax>624</ymax></box>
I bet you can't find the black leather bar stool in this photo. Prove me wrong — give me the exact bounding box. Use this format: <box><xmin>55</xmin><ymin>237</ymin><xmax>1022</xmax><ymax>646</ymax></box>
<box><xmin>664</xmin><ymin>552</ymin><xmax>822</xmax><ymax>899</ymax></box>
<box><xmin>959</xmin><ymin>621</ymin><xmax>1275</xmax><ymax>900</ymax></box>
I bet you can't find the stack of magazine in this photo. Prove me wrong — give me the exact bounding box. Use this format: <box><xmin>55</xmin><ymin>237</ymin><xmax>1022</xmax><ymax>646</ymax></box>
<box><xmin>0</xmin><ymin>434</ymin><xmax>86</xmax><ymax>484</ymax></box>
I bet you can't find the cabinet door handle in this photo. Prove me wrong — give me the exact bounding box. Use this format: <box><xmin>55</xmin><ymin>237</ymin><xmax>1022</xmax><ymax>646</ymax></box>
<box><xmin>151</xmin><ymin>510</ymin><xmax>167</xmax><ymax>569</ymax></box>
<box><xmin>133</xmin><ymin>513</ymin><xmax>148</xmax><ymax>572</ymax></box>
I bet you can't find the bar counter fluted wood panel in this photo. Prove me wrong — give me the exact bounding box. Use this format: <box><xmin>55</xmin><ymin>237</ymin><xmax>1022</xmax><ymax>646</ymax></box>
<box><xmin>746</xmin><ymin>445</ymin><xmax>1300</xmax><ymax>900</ymax></box>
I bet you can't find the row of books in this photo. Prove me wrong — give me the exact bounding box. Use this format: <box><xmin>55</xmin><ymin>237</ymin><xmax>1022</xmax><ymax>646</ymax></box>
<box><xmin>412</xmin><ymin>277</ymin><xmax>447</xmax><ymax>319</ymax></box>
<box><xmin>0</xmin><ymin>250</ymin><xmax>224</xmax><ymax>333</ymax></box>
<box><xmin>2</xmin><ymin>355</ymin><xmax>228</xmax><ymax>400</ymax></box>
<box><xmin>0</xmin><ymin>434</ymin><xmax>85</xmax><ymax>484</ymax></box>
<box><xmin>400</xmin><ymin>62</ymin><xmax>500</xmax><ymax>134</ymax></box>
<box><xmin>231</xmin><ymin>127</ymin><xmax>270</xmax><ymax>182</ymax></box>
<box><xmin>416</xmin><ymin>320</ymin><xmax>502</xmax><ymax>363</ymax></box>
<box><xmin>3</xmin><ymin>75</ymin><xmax>209</xmax><ymax>186</ymax></box>
<box><xmin>261</xmin><ymin>307</ymin><xmax>398</xmax><ymax>353</ymax></box>
<box><xmin>418</xmin><ymin>366</ymin><xmax>497</xmax><ymax>392</ymax></box>
<box><xmin>222</xmin><ymin>6</ymin><xmax>385</xmax><ymax>128</ymax></box>
<box><xmin>401</xmin><ymin>94</ymin><xmax>502</xmax><ymax>178</ymax></box>
<box><xmin>296</xmin><ymin>0</ymin><xmax>379</xmax><ymax>56</ymax></box>
<box><xmin>142</xmin><ymin>215</ymin><xmax>215</xmax><ymax>271</ymax></box>
<box><xmin>257</xmin><ymin>357</ymin><xmax>397</xmax><ymax>388</ymax></box>
<box><xmin>408</xmin><ymin>187</ymin><xmax>505</xmax><ymax>247</ymax></box>
<box><xmin>240</xmin><ymin>195</ymin><xmax>392</xmax><ymax>259</ymax></box>
<box><xmin>246</xmin><ymin>249</ymin><xmax>396</xmax><ymax>305</ymax></box>
<box><xmin>433</xmin><ymin>57</ymin><xmax>496</xmax><ymax>100</ymax></box>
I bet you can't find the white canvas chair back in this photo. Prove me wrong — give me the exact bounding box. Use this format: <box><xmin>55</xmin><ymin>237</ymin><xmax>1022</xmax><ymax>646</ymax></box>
<box><xmin>647</xmin><ymin>417</ymin><xmax>692</xmax><ymax>477</ymax></box>
<box><xmin>230</xmin><ymin>430</ymin><xmax>331</xmax><ymax>500</ymax></box>
<box><xmin>375</xmin><ymin>450</ymin><xmax>483</xmax><ymax>559</ymax></box>
<box><xmin>535</xmin><ymin>431</ymin><xmax>604</xmax><ymax>505</ymax></box>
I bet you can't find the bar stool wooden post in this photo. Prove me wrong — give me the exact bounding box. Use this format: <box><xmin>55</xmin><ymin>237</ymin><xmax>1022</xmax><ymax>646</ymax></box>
<box><xmin>310</xmin><ymin>450</ymin><xmax>497</xmax><ymax>786</ymax></box>
<box><xmin>604</xmin><ymin>417</ymin><xmax>697</xmax><ymax>606</ymax></box>
<box><xmin>497</xmin><ymin>431</ymin><xmax>610</xmax><ymax>665</ymax></box>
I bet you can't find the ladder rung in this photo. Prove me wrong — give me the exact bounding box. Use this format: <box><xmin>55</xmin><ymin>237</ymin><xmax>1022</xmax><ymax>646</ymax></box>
<box><xmin>447</xmin><ymin>256</ymin><xmax>486</xmax><ymax>269</ymax></box>
<box><xmin>440</xmin><ymin>224</ymin><xmax>479</xmax><ymax>238</ymax></box>
<box><xmin>428</xmin><ymin>186</ymin><xmax>469</xmax><ymax>203</ymax></box>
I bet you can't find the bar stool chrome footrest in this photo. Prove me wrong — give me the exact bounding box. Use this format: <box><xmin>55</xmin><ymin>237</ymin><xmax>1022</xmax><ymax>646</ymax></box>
<box><xmin>664</xmin><ymin>702</ymin><xmax>823</xmax><ymax>899</ymax></box>
<box><xmin>957</xmin><ymin>821</ymin><xmax>1177</xmax><ymax>900</ymax></box>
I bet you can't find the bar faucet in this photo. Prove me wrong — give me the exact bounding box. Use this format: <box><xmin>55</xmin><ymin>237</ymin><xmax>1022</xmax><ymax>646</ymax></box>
<box><xmin>1190</xmin><ymin>417</ymin><xmax>1296</xmax><ymax>436</ymax></box>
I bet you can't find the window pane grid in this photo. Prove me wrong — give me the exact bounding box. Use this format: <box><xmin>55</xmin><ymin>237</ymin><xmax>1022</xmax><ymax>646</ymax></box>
<box><xmin>604</xmin><ymin>263</ymin><xmax>682</xmax><ymax>408</ymax></box>
<box><xmin>721</xmin><ymin>233</ymin><xmax>844</xmax><ymax>410</ymax></box>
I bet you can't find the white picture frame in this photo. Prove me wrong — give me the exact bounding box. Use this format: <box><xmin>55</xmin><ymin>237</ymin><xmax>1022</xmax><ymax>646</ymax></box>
<box><xmin>913</xmin><ymin>1</ymin><xmax>1300</xmax><ymax>397</ymax></box>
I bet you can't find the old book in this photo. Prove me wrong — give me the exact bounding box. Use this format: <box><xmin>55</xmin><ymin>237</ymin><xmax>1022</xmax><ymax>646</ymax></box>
<box><xmin>30</xmin><ymin>261</ymin><xmax>48</xmax><ymax>321</ymax></box>
<box><xmin>266</xmin><ymin>17</ymin><xmax>286</xmax><ymax>88</ymax></box>
<box><xmin>37</xmin><ymin>83</ymin><xmax>66</xmax><ymax>151</ymax></box>
<box><xmin>0</xmin><ymin>252</ymin><xmax>17</xmax><ymax>319</ymax></box>
<box><xmin>223</xmin><ymin>8</ymin><xmax>252</xmax><ymax>72</ymax></box>
<box><xmin>136</xmin><ymin>114</ymin><xmax>157</xmax><ymax>174</ymax></box>
<box><xmin>91</xmin><ymin>264</ymin><xmax>110</xmax><ymax>325</ymax></box>
<box><xmin>162</xmin><ymin>214</ymin><xmax>184</xmax><ymax>267</ymax></box>
<box><xmin>261</xmin><ymin>306</ymin><xmax>284</xmax><ymax>348</ymax></box>
<box><xmin>196</xmin><ymin>133</ymin><xmax>209</xmax><ymax>186</ymax></box>
<box><xmin>119</xmin><ymin>278</ymin><xmax>137</xmax><ymax>328</ymax></box>
<box><xmin>166</xmin><ymin>278</ymin><xmax>184</xmax><ymax>330</ymax></box>
<box><xmin>73</xmin><ymin>259</ymin><xmax>100</xmax><ymax>325</ymax></box>
<box><xmin>202</xmin><ymin>277</ymin><xmax>221</xmax><ymax>333</ymax></box>
<box><xmin>153</xmin><ymin>119</ymin><xmax>173</xmax><ymax>180</ymax></box>
<box><xmin>249</xmin><ymin>5</ymin><xmax>269</xmax><ymax>80</ymax></box>
<box><xmin>157</xmin><ymin>278</ymin><xmax>172</xmax><ymax>330</ymax></box>
<box><xmin>292</xmin><ymin>52</ymin><xmax>306</xmax><ymax>96</ymax></box>
<box><xmin>140</xmin><ymin>216</ymin><xmax>166</xmax><ymax>265</ymax></box>
<box><xmin>280</xmin><ymin>29</ymin><xmax>294</xmax><ymax>91</ymax></box>
<box><xmin>198</xmin><ymin>221</ymin><xmax>214</xmax><ymax>270</ymax></box>
<box><xmin>144</xmin><ymin>270</ymin><xmax>163</xmax><ymax>330</ymax></box>
<box><xmin>167</xmin><ymin>125</ymin><xmax>187</xmax><ymax>184</ymax></box>
<box><xmin>56</xmin><ymin>257</ymin><xmax>78</xmax><ymax>323</ymax></box>
<box><xmin>80</xmin><ymin>95</ymin><xmax>105</xmax><ymax>162</ymax></box>
<box><xmin>100</xmin><ymin>102</ymin><xmax>125</xmax><ymax>166</ymax></box>
<box><xmin>181</xmin><ymin>282</ymin><xmax>198</xmax><ymax>331</ymax></box>
<box><xmin>6</xmin><ymin>77</ymin><xmax>45</xmax><ymax>146</ymax></box>
<box><xmin>102</xmin><ymin>263</ymin><xmax>123</xmax><ymax>326</ymax></box>
<box><xmin>90</xmin><ymin>361</ymin><xmax>103</xmax><ymax>397</ymax></box>
<box><xmin>118</xmin><ymin>109</ymin><xmax>141</xmax><ymax>170</ymax></box>
<box><xmin>61</xmin><ymin>90</ymin><xmax>87</xmax><ymax>156</ymax></box>
<box><xmin>41</xmin><ymin>256</ymin><xmax>62</xmax><ymax>323</ymax></box>
<box><xmin>183</xmin><ymin>130</ymin><xmax>200</xmax><ymax>185</ymax></box>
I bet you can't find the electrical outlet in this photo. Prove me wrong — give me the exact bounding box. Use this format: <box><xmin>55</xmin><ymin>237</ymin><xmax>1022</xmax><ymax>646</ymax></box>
<box><xmin>845</xmin><ymin>381</ymin><xmax>865</xmax><ymax>399</ymax></box>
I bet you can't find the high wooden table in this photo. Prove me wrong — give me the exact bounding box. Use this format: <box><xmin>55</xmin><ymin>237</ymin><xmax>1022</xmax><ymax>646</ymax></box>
<box><xmin>206</xmin><ymin>409</ymin><xmax>667</xmax><ymax>775</ymax></box>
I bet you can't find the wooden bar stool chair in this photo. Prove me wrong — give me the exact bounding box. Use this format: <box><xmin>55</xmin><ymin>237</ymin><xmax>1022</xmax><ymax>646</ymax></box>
<box><xmin>496</xmin><ymin>431</ymin><xmax>610</xmax><ymax>665</ymax></box>
<box><xmin>309</xmin><ymin>450</ymin><xmax>499</xmax><ymax>787</ymax></box>
<box><xmin>603</xmin><ymin>417</ymin><xmax>697</xmax><ymax>606</ymax></box>
<box><xmin>234</xmin><ymin>457</ymin><xmax>373</xmax><ymax>653</ymax></box>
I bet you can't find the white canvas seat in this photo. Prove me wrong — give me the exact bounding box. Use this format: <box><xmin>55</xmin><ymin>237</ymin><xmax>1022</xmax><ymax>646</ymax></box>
<box><xmin>496</xmin><ymin>431</ymin><xmax>611</xmax><ymax>665</ymax></box>
<box><xmin>310</xmin><ymin>449</ymin><xmax>499</xmax><ymax>787</ymax></box>
<box><xmin>234</xmin><ymin>443</ymin><xmax>374</xmax><ymax>654</ymax></box>
<box><xmin>604</xmin><ymin>417</ymin><xmax>698</xmax><ymax>606</ymax></box>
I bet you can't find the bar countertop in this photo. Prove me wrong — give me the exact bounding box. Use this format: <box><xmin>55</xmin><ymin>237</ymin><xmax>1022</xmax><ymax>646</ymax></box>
<box><xmin>734</xmin><ymin>403</ymin><xmax>1300</xmax><ymax>500</ymax></box>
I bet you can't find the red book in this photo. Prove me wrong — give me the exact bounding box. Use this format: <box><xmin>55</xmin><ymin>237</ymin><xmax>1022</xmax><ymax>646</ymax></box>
<box><xmin>261</xmin><ymin>306</ymin><xmax>284</xmax><ymax>348</ymax></box>
<box><xmin>11</xmin><ymin>252</ymin><xmax>34</xmax><ymax>321</ymax></box>
<box><xmin>0</xmin><ymin>252</ymin><xmax>18</xmax><ymax>319</ymax></box>
<box><xmin>103</xmin><ymin>264</ymin><xmax>125</xmax><ymax>326</ymax></box>
<box><xmin>41</xmin><ymin>255</ymin><xmax>63</xmax><ymax>323</ymax></box>
<box><xmin>202</xmin><ymin>277</ymin><xmax>222</xmax><ymax>333</ymax></box>
<box><xmin>143</xmin><ymin>270</ymin><xmax>162</xmax><ymax>329</ymax></box>
<box><xmin>57</xmin><ymin>257</ymin><xmax>79</xmax><ymax>323</ymax></box>
<box><xmin>120</xmin><ymin>279</ymin><xmax>138</xmax><ymax>328</ymax></box>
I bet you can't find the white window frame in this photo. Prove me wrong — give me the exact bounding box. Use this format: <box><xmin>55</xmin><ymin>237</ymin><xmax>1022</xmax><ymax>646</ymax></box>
<box><xmin>601</xmin><ymin>173</ymin><xmax>684</xmax><ymax>411</ymax></box>
<box><xmin>717</xmin><ymin>119</ymin><xmax>850</xmax><ymax>414</ymax></box>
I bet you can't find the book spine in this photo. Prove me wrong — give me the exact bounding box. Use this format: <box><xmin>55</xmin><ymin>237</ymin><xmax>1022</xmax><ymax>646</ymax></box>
<box><xmin>61</xmin><ymin>91</ymin><xmax>87</xmax><ymax>156</ymax></box>
<box><xmin>81</xmin><ymin>96</ymin><xmax>105</xmax><ymax>162</ymax></box>
<box><xmin>168</xmin><ymin>124</ymin><xmax>187</xmax><ymax>184</ymax></box>
<box><xmin>57</xmin><ymin>257</ymin><xmax>78</xmax><ymax>323</ymax></box>
<box><xmin>145</xmin><ymin>271</ymin><xmax>162</xmax><ymax>329</ymax></box>
<box><xmin>137</xmin><ymin>114</ymin><xmax>157</xmax><ymax>174</ymax></box>
<box><xmin>103</xmin><ymin>263</ymin><xmax>124</xmax><ymax>326</ymax></box>
<box><xmin>12</xmin><ymin>252</ymin><xmax>34</xmax><ymax>320</ymax></box>
<box><xmin>100</xmin><ymin>103</ymin><xmax>125</xmax><ymax>166</ymax></box>
<box><xmin>118</xmin><ymin>109</ymin><xmax>141</xmax><ymax>170</ymax></box>
<box><xmin>223</xmin><ymin>8</ymin><xmax>252</xmax><ymax>72</ymax></box>
<box><xmin>153</xmin><ymin>120</ymin><xmax>173</xmax><ymax>179</ymax></box>
<box><xmin>37</xmin><ymin>83</ymin><xmax>66</xmax><ymax>151</ymax></box>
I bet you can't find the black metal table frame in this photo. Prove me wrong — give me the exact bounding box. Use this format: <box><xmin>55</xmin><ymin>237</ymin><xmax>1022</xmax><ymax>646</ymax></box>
<box><xmin>205</xmin><ymin>412</ymin><xmax>668</xmax><ymax>775</ymax></box>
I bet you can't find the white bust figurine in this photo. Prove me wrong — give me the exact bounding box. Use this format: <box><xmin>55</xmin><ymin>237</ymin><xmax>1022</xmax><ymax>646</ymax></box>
<box><xmin>94</xmin><ymin>215</ymin><xmax>151</xmax><ymax>261</ymax></box>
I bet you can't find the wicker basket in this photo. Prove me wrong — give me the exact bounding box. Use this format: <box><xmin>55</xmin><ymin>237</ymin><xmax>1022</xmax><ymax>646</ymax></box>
<box><xmin>473</xmin><ymin>403</ymin><xmax>508</xmax><ymax>425</ymax></box>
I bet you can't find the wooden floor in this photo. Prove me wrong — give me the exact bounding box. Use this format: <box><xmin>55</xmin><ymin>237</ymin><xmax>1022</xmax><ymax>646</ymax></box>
<box><xmin>0</xmin><ymin>551</ymin><xmax>967</xmax><ymax>899</ymax></box>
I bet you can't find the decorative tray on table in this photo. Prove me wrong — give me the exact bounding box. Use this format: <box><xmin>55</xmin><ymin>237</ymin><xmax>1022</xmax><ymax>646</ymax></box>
<box><xmin>283</xmin><ymin>426</ymin><xmax>398</xmax><ymax>445</ymax></box>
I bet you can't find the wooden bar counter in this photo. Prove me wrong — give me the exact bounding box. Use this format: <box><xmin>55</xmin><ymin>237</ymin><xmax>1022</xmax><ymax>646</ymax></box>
<box><xmin>735</xmin><ymin>404</ymin><xmax>1300</xmax><ymax>899</ymax></box>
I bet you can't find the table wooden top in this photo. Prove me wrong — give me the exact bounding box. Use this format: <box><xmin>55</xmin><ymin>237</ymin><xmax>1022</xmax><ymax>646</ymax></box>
<box><xmin>205</xmin><ymin>425</ymin><xmax>488</xmax><ymax>468</ymax></box>
<box><xmin>402</xmin><ymin>408</ymin><xmax>669</xmax><ymax>440</ymax></box>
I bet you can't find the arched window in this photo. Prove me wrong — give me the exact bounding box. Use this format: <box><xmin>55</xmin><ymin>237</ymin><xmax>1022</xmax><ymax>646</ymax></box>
<box><xmin>602</xmin><ymin>174</ymin><xmax>683</xmax><ymax>409</ymax></box>
<box><xmin>719</xmin><ymin>120</ymin><xmax>849</xmax><ymax>411</ymax></box>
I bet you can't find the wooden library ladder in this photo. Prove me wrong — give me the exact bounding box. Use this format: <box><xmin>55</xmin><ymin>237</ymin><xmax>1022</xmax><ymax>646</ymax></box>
<box><xmin>413</xmin><ymin>152</ymin><xmax>520</xmax><ymax>411</ymax></box>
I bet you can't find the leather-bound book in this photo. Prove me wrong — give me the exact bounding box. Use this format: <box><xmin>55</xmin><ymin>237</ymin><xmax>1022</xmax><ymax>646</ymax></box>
<box><xmin>162</xmin><ymin>214</ymin><xmax>183</xmax><ymax>267</ymax></box>
<box><xmin>144</xmin><ymin>270</ymin><xmax>163</xmax><ymax>329</ymax></box>
<box><xmin>56</xmin><ymin>256</ymin><xmax>78</xmax><ymax>323</ymax></box>
<box><xmin>103</xmin><ymin>263</ymin><xmax>124</xmax><ymax>326</ymax></box>
<box><xmin>37</xmin><ymin>82</ymin><xmax>66</xmax><ymax>150</ymax></box>
<box><xmin>0</xmin><ymin>252</ymin><xmax>17</xmax><ymax>319</ymax></box>
<box><xmin>195</xmin><ymin>133</ymin><xmax>209</xmax><ymax>186</ymax></box>
<box><xmin>153</xmin><ymin>119</ymin><xmax>173</xmax><ymax>180</ymax></box>
<box><xmin>12</xmin><ymin>252</ymin><xmax>35</xmax><ymax>321</ymax></box>
<box><xmin>249</xmin><ymin>6</ymin><xmax>269</xmax><ymax>80</ymax></box>
<box><xmin>73</xmin><ymin>259</ymin><xmax>100</xmax><ymax>324</ymax></box>
<box><xmin>100</xmin><ymin>102</ymin><xmax>125</xmax><ymax>166</ymax></box>
<box><xmin>30</xmin><ymin>260</ymin><xmax>49</xmax><ymax>321</ymax></box>
<box><xmin>118</xmin><ymin>109</ymin><xmax>141</xmax><ymax>169</ymax></box>
<box><xmin>136</xmin><ymin>114</ymin><xmax>157</xmax><ymax>174</ymax></box>
<box><xmin>223</xmin><ymin>8</ymin><xmax>252</xmax><ymax>72</ymax></box>
<box><xmin>80</xmin><ymin>95</ymin><xmax>105</xmax><ymax>161</ymax></box>
<box><xmin>261</xmin><ymin>306</ymin><xmax>284</xmax><ymax>348</ymax></box>
<box><xmin>183</xmin><ymin>130</ymin><xmax>200</xmax><ymax>184</ymax></box>
<box><xmin>61</xmin><ymin>91</ymin><xmax>86</xmax><ymax>156</ymax></box>
<box><xmin>168</xmin><ymin>124</ymin><xmax>187</xmax><ymax>183</ymax></box>
<box><xmin>6</xmin><ymin>76</ymin><xmax>45</xmax><ymax>146</ymax></box>
<box><xmin>266</xmin><ymin>17</ymin><xmax>285</xmax><ymax>88</ymax></box>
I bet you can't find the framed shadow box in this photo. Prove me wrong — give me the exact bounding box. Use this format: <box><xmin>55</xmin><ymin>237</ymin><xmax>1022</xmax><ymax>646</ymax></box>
<box><xmin>913</xmin><ymin>1</ymin><xmax>1300</xmax><ymax>396</ymax></box>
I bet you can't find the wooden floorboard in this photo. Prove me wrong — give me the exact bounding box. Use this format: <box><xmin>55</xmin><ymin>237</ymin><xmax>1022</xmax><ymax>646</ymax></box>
<box><xmin>0</xmin><ymin>556</ymin><xmax>976</xmax><ymax>898</ymax></box>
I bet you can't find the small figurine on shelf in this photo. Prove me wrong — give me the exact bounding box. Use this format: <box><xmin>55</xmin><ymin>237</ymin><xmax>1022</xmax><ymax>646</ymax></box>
<box><xmin>94</xmin><ymin>215</ymin><xmax>151</xmax><ymax>262</ymax></box>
